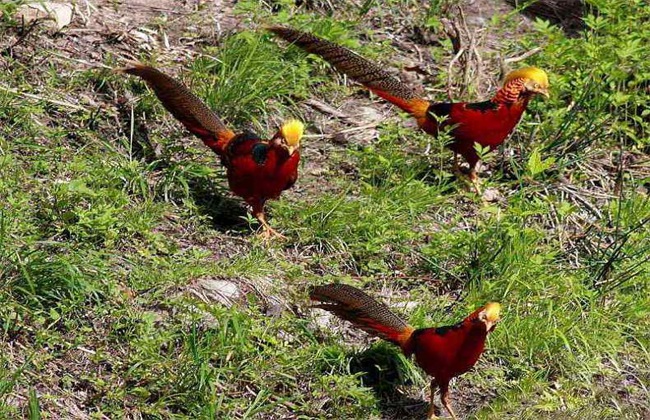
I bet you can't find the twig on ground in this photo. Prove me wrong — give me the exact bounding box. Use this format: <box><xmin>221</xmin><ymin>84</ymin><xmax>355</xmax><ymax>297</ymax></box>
<box><xmin>304</xmin><ymin>98</ymin><xmax>352</xmax><ymax>122</ymax></box>
<box><xmin>558</xmin><ymin>184</ymin><xmax>604</xmax><ymax>219</ymax></box>
<box><xmin>302</xmin><ymin>123</ymin><xmax>380</xmax><ymax>139</ymax></box>
<box><xmin>504</xmin><ymin>47</ymin><xmax>544</xmax><ymax>64</ymax></box>
<box><xmin>447</xmin><ymin>47</ymin><xmax>465</xmax><ymax>100</ymax></box>
<box><xmin>0</xmin><ymin>18</ymin><xmax>40</xmax><ymax>57</ymax></box>
<box><xmin>443</xmin><ymin>5</ymin><xmax>486</xmax><ymax>99</ymax></box>
<box><xmin>49</xmin><ymin>52</ymin><xmax>113</xmax><ymax>69</ymax></box>
<box><xmin>0</xmin><ymin>83</ymin><xmax>88</xmax><ymax>112</ymax></box>
<box><xmin>500</xmin><ymin>47</ymin><xmax>544</xmax><ymax>78</ymax></box>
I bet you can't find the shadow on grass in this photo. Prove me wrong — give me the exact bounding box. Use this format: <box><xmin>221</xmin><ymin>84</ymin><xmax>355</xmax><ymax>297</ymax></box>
<box><xmin>419</xmin><ymin>155</ymin><xmax>521</xmax><ymax>191</ymax></box>
<box><xmin>187</xmin><ymin>177</ymin><xmax>253</xmax><ymax>234</ymax></box>
<box><xmin>349</xmin><ymin>345</ymin><xmax>429</xmax><ymax>420</ymax></box>
<box><xmin>114</xmin><ymin>97</ymin><xmax>267</xmax><ymax>236</ymax></box>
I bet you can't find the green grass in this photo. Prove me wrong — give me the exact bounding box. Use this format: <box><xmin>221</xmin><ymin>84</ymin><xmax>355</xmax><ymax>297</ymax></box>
<box><xmin>0</xmin><ymin>0</ymin><xmax>649</xmax><ymax>418</ymax></box>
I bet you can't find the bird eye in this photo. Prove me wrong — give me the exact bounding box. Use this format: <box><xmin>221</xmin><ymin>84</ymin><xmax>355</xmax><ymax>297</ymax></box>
<box><xmin>533</xmin><ymin>83</ymin><xmax>540</xmax><ymax>89</ymax></box>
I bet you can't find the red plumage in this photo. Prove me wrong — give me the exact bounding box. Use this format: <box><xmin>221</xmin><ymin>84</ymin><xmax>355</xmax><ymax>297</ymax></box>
<box><xmin>225</xmin><ymin>133</ymin><xmax>300</xmax><ymax>222</ymax></box>
<box><xmin>117</xmin><ymin>63</ymin><xmax>303</xmax><ymax>238</ymax></box>
<box><xmin>310</xmin><ymin>283</ymin><xmax>501</xmax><ymax>419</ymax></box>
<box><xmin>405</xmin><ymin>322</ymin><xmax>490</xmax><ymax>379</ymax></box>
<box><xmin>269</xmin><ymin>26</ymin><xmax>549</xmax><ymax>192</ymax></box>
<box><xmin>428</xmin><ymin>100</ymin><xmax>531</xmax><ymax>170</ymax></box>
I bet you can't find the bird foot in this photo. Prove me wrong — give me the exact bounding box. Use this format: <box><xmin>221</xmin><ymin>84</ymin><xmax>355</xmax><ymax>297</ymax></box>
<box><xmin>469</xmin><ymin>173</ymin><xmax>482</xmax><ymax>195</ymax></box>
<box><xmin>253</xmin><ymin>211</ymin><xmax>287</xmax><ymax>241</ymax></box>
<box><xmin>453</xmin><ymin>168</ymin><xmax>482</xmax><ymax>195</ymax></box>
<box><xmin>258</xmin><ymin>225</ymin><xmax>287</xmax><ymax>241</ymax></box>
<box><xmin>427</xmin><ymin>404</ymin><xmax>440</xmax><ymax>420</ymax></box>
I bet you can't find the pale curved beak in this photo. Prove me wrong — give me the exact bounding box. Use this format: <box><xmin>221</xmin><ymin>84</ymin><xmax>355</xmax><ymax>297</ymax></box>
<box><xmin>487</xmin><ymin>317</ymin><xmax>501</xmax><ymax>332</ymax></box>
<box><xmin>537</xmin><ymin>87</ymin><xmax>550</xmax><ymax>99</ymax></box>
<box><xmin>486</xmin><ymin>320</ymin><xmax>496</xmax><ymax>332</ymax></box>
<box><xmin>287</xmin><ymin>145</ymin><xmax>296</xmax><ymax>155</ymax></box>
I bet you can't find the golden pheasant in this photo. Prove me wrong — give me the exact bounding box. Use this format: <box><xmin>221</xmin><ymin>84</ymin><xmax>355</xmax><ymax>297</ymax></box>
<box><xmin>311</xmin><ymin>283</ymin><xmax>501</xmax><ymax>419</ymax></box>
<box><xmin>269</xmin><ymin>26</ymin><xmax>549</xmax><ymax>192</ymax></box>
<box><xmin>117</xmin><ymin>63</ymin><xmax>304</xmax><ymax>238</ymax></box>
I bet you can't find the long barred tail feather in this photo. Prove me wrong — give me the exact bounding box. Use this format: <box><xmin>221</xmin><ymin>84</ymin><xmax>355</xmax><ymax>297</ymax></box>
<box><xmin>116</xmin><ymin>62</ymin><xmax>235</xmax><ymax>155</ymax></box>
<box><xmin>310</xmin><ymin>283</ymin><xmax>414</xmax><ymax>348</ymax></box>
<box><xmin>269</xmin><ymin>26</ymin><xmax>431</xmax><ymax>120</ymax></box>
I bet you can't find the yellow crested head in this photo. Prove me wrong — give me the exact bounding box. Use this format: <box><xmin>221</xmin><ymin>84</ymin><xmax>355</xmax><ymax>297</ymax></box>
<box><xmin>504</xmin><ymin>67</ymin><xmax>549</xmax><ymax>98</ymax></box>
<box><xmin>482</xmin><ymin>302</ymin><xmax>502</xmax><ymax>323</ymax></box>
<box><xmin>280</xmin><ymin>120</ymin><xmax>304</xmax><ymax>149</ymax></box>
<box><xmin>504</xmin><ymin>67</ymin><xmax>548</xmax><ymax>86</ymax></box>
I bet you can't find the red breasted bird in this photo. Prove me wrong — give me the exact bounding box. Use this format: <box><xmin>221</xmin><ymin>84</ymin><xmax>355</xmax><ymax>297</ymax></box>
<box><xmin>269</xmin><ymin>26</ymin><xmax>549</xmax><ymax>193</ymax></box>
<box><xmin>117</xmin><ymin>63</ymin><xmax>304</xmax><ymax>239</ymax></box>
<box><xmin>310</xmin><ymin>283</ymin><xmax>501</xmax><ymax>419</ymax></box>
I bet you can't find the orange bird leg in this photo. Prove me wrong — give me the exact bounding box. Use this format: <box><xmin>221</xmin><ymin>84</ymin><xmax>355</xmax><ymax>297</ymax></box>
<box><xmin>439</xmin><ymin>381</ymin><xmax>457</xmax><ymax>420</ymax></box>
<box><xmin>468</xmin><ymin>163</ymin><xmax>482</xmax><ymax>195</ymax></box>
<box><xmin>452</xmin><ymin>154</ymin><xmax>481</xmax><ymax>195</ymax></box>
<box><xmin>427</xmin><ymin>379</ymin><xmax>440</xmax><ymax>420</ymax></box>
<box><xmin>252</xmin><ymin>203</ymin><xmax>286</xmax><ymax>240</ymax></box>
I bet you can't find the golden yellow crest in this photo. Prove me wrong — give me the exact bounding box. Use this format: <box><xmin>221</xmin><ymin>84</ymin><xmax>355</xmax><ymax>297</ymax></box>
<box><xmin>483</xmin><ymin>302</ymin><xmax>502</xmax><ymax>322</ymax></box>
<box><xmin>504</xmin><ymin>67</ymin><xmax>549</xmax><ymax>88</ymax></box>
<box><xmin>280</xmin><ymin>119</ymin><xmax>304</xmax><ymax>147</ymax></box>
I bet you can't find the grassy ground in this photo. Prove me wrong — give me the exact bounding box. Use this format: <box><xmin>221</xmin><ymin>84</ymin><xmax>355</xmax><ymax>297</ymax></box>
<box><xmin>0</xmin><ymin>0</ymin><xmax>648</xmax><ymax>418</ymax></box>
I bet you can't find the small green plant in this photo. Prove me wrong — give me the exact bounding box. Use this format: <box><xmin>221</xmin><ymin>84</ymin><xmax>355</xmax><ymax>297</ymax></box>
<box><xmin>189</xmin><ymin>31</ymin><xmax>311</xmax><ymax>128</ymax></box>
<box><xmin>525</xmin><ymin>0</ymin><xmax>649</xmax><ymax>150</ymax></box>
<box><xmin>526</xmin><ymin>147</ymin><xmax>556</xmax><ymax>178</ymax></box>
<box><xmin>0</xmin><ymin>1</ymin><xmax>23</xmax><ymax>22</ymax></box>
<box><xmin>27</xmin><ymin>388</ymin><xmax>40</xmax><ymax>420</ymax></box>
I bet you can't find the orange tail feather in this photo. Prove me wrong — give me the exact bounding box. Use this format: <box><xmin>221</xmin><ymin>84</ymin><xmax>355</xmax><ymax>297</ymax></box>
<box><xmin>269</xmin><ymin>26</ymin><xmax>430</xmax><ymax>120</ymax></box>
<box><xmin>310</xmin><ymin>283</ymin><xmax>414</xmax><ymax>349</ymax></box>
